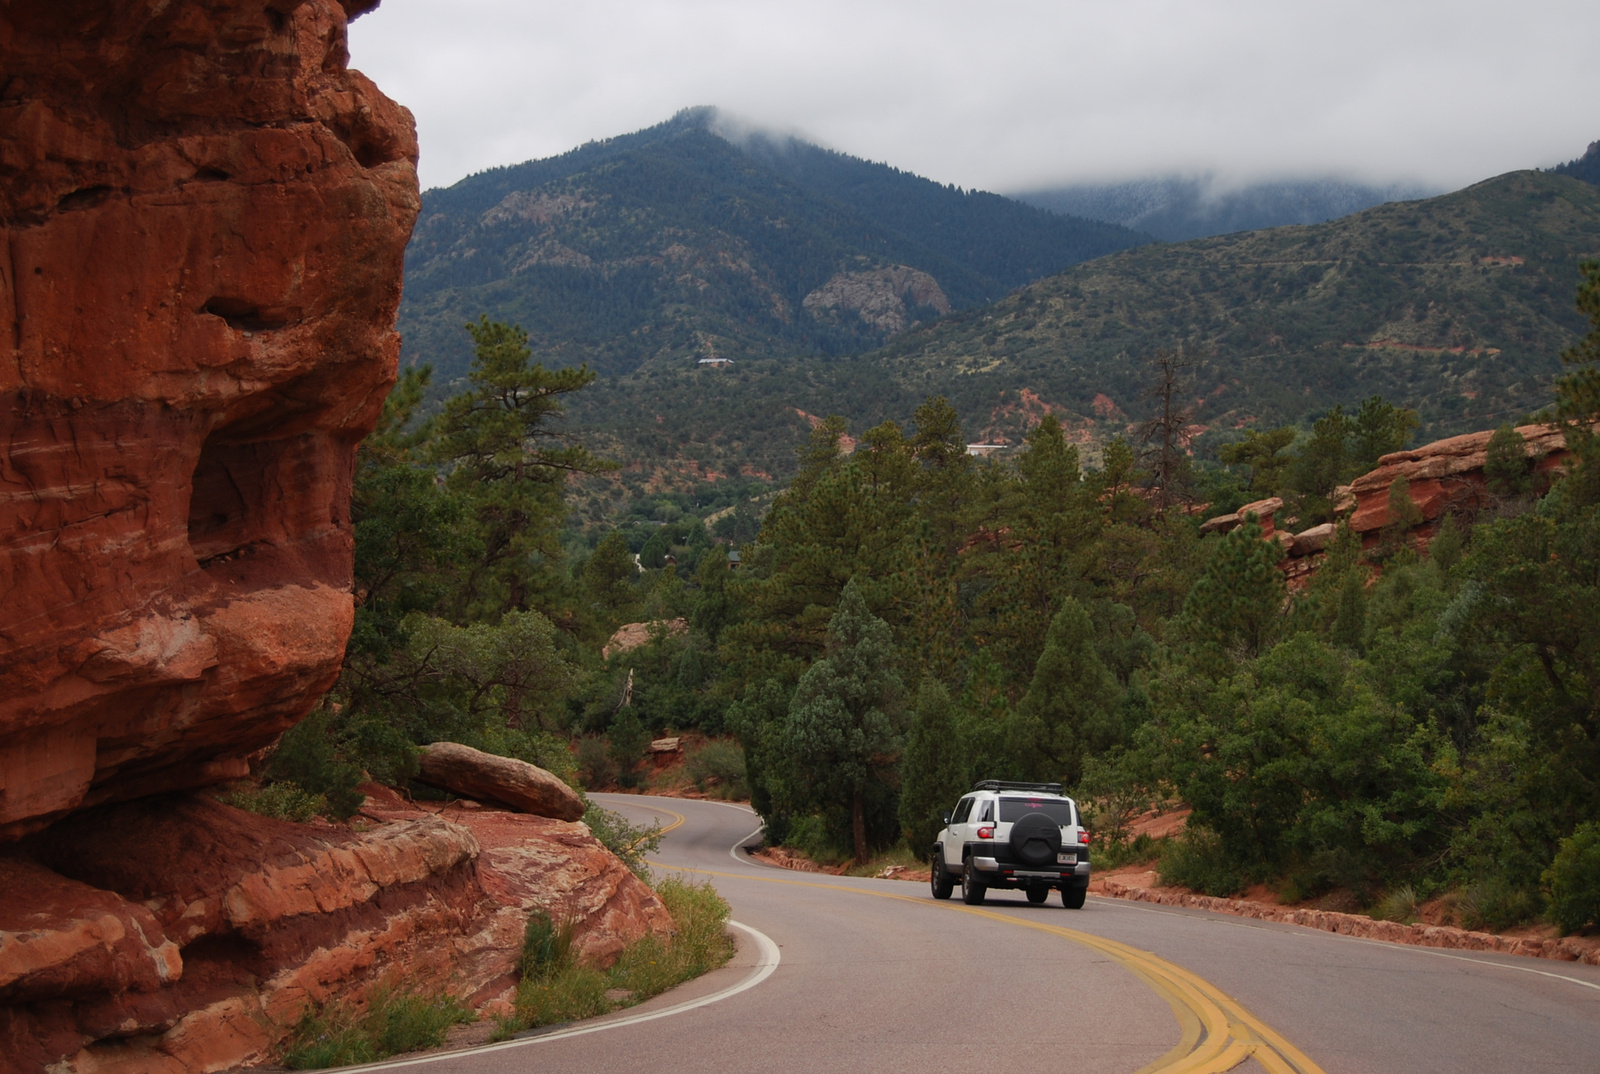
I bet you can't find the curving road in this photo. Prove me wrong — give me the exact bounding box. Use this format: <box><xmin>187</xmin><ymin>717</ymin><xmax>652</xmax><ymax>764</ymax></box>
<box><xmin>370</xmin><ymin>794</ymin><xmax>1600</xmax><ymax>1074</ymax></box>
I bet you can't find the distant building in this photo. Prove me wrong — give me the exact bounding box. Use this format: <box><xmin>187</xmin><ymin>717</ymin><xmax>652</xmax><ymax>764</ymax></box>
<box><xmin>697</xmin><ymin>357</ymin><xmax>733</xmax><ymax>366</ymax></box>
<box><xmin>966</xmin><ymin>443</ymin><xmax>1008</xmax><ymax>457</ymax></box>
<box><xmin>727</xmin><ymin>550</ymin><xmax>742</xmax><ymax>569</ymax></box>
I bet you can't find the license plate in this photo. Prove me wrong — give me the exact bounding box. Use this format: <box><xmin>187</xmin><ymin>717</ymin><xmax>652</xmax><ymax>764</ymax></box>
<box><xmin>1057</xmin><ymin>852</ymin><xmax>1077</xmax><ymax>865</ymax></box>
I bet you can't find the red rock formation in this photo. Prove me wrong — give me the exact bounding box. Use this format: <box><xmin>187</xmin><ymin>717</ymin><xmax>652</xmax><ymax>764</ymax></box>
<box><xmin>0</xmin><ymin>792</ymin><xmax>674</xmax><ymax>1072</ymax></box>
<box><xmin>1346</xmin><ymin>423</ymin><xmax>1570</xmax><ymax>543</ymax></box>
<box><xmin>417</xmin><ymin>742</ymin><xmax>587</xmax><ymax>821</ymax></box>
<box><xmin>0</xmin><ymin>0</ymin><xmax>419</xmax><ymax>837</ymax></box>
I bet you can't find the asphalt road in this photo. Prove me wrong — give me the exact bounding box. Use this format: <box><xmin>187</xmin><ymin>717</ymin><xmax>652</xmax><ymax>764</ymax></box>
<box><xmin>370</xmin><ymin>794</ymin><xmax>1600</xmax><ymax>1074</ymax></box>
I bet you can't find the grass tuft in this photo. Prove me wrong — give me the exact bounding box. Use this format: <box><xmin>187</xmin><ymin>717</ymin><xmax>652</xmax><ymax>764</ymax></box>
<box><xmin>492</xmin><ymin>876</ymin><xmax>734</xmax><ymax>1042</ymax></box>
<box><xmin>281</xmin><ymin>986</ymin><xmax>473</xmax><ymax>1069</ymax></box>
<box><xmin>1370</xmin><ymin>884</ymin><xmax>1419</xmax><ymax>923</ymax></box>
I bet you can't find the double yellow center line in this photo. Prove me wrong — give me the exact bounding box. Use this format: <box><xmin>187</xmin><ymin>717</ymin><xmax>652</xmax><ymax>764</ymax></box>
<box><xmin>635</xmin><ymin>804</ymin><xmax>1325</xmax><ymax>1074</ymax></box>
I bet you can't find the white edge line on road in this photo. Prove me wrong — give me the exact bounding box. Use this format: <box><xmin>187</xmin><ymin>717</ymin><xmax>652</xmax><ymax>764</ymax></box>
<box><xmin>1096</xmin><ymin>896</ymin><xmax>1600</xmax><ymax>994</ymax></box>
<box><xmin>340</xmin><ymin>920</ymin><xmax>781</xmax><ymax>1072</ymax></box>
<box><xmin>730</xmin><ymin>821</ymin><xmax>765</xmax><ymax>865</ymax></box>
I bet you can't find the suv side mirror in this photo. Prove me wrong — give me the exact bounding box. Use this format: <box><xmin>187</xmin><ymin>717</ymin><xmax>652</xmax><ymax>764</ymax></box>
<box><xmin>942</xmin><ymin>813</ymin><xmax>951</xmax><ymax>826</ymax></box>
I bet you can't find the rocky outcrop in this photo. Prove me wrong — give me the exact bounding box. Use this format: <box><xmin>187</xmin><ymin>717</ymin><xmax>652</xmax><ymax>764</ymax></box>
<box><xmin>0</xmin><ymin>791</ymin><xmax>674</xmax><ymax>1073</ymax></box>
<box><xmin>802</xmin><ymin>265</ymin><xmax>951</xmax><ymax>334</ymax></box>
<box><xmin>1198</xmin><ymin>425</ymin><xmax>1579</xmax><ymax>589</ymax></box>
<box><xmin>0</xmin><ymin>0</ymin><xmax>420</xmax><ymax>839</ymax></box>
<box><xmin>1198</xmin><ymin>496</ymin><xmax>1284</xmax><ymax>536</ymax></box>
<box><xmin>416</xmin><ymin>743</ymin><xmax>586</xmax><ymax>821</ymax></box>
<box><xmin>602</xmin><ymin>618</ymin><xmax>689</xmax><ymax>660</ymax></box>
<box><xmin>1345</xmin><ymin>423</ymin><xmax>1569</xmax><ymax>541</ymax></box>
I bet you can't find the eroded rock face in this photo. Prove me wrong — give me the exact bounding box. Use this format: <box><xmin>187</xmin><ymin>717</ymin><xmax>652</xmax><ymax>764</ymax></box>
<box><xmin>1346</xmin><ymin>423</ymin><xmax>1570</xmax><ymax>539</ymax></box>
<box><xmin>802</xmin><ymin>265</ymin><xmax>951</xmax><ymax>334</ymax></box>
<box><xmin>0</xmin><ymin>792</ymin><xmax>675</xmax><ymax>1073</ymax></box>
<box><xmin>0</xmin><ymin>0</ymin><xmax>420</xmax><ymax>838</ymax></box>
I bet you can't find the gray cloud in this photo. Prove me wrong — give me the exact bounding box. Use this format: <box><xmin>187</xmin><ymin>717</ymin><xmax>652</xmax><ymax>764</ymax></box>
<box><xmin>351</xmin><ymin>0</ymin><xmax>1599</xmax><ymax>194</ymax></box>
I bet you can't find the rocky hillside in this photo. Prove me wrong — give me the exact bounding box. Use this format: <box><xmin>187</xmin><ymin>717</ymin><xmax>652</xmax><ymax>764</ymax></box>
<box><xmin>866</xmin><ymin>169</ymin><xmax>1600</xmax><ymax>445</ymax></box>
<box><xmin>396</xmin><ymin>107</ymin><xmax>1146</xmax><ymax>383</ymax></box>
<box><xmin>560</xmin><ymin>167</ymin><xmax>1600</xmax><ymax>495</ymax></box>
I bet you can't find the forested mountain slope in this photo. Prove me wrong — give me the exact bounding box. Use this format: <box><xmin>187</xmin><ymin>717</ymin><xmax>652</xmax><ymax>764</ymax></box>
<box><xmin>869</xmin><ymin>169</ymin><xmax>1600</xmax><ymax>444</ymax></box>
<box><xmin>397</xmin><ymin>108</ymin><xmax>1145</xmax><ymax>383</ymax></box>
<box><xmin>563</xmin><ymin>170</ymin><xmax>1600</xmax><ymax>491</ymax></box>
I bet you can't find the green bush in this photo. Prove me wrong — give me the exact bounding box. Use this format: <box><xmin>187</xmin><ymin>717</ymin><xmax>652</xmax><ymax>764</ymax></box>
<box><xmin>1157</xmin><ymin>827</ymin><xmax>1250</xmax><ymax>897</ymax></box>
<box><xmin>686</xmin><ymin>740</ymin><xmax>749</xmax><ymax>800</ymax></box>
<box><xmin>219</xmin><ymin>782</ymin><xmax>327</xmax><ymax>823</ymax></box>
<box><xmin>1455</xmin><ymin>877</ymin><xmax>1542</xmax><ymax>932</ymax></box>
<box><xmin>575</xmin><ymin>735</ymin><xmax>615</xmax><ymax>789</ymax></box>
<box><xmin>518</xmin><ymin>911</ymin><xmax>575</xmax><ymax>982</ymax></box>
<box><xmin>583</xmin><ymin>801</ymin><xmax>661</xmax><ymax>880</ymax></box>
<box><xmin>1544</xmin><ymin>822</ymin><xmax>1600</xmax><ymax>934</ymax></box>
<box><xmin>1093</xmin><ymin>833</ymin><xmax>1160</xmax><ymax>872</ymax></box>
<box><xmin>608</xmin><ymin>707</ymin><xmax>650</xmax><ymax>789</ymax></box>
<box><xmin>281</xmin><ymin>986</ymin><xmax>473</xmax><ymax>1069</ymax></box>
<box><xmin>267</xmin><ymin>708</ymin><xmax>366</xmax><ymax>820</ymax></box>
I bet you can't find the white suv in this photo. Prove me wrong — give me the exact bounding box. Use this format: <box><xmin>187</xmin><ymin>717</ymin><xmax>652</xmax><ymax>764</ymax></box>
<box><xmin>930</xmin><ymin>781</ymin><xmax>1090</xmax><ymax>908</ymax></box>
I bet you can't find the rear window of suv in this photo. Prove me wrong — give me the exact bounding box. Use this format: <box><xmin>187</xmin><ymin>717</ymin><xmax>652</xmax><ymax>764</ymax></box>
<box><xmin>999</xmin><ymin>798</ymin><xmax>1075</xmax><ymax>825</ymax></box>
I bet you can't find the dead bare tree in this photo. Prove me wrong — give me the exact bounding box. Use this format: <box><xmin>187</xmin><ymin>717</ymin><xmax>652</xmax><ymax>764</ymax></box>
<box><xmin>1136</xmin><ymin>349</ymin><xmax>1196</xmax><ymax>515</ymax></box>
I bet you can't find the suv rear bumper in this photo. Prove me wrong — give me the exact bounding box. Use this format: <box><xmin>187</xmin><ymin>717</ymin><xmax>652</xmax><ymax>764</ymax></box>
<box><xmin>971</xmin><ymin>856</ymin><xmax>1089</xmax><ymax>886</ymax></box>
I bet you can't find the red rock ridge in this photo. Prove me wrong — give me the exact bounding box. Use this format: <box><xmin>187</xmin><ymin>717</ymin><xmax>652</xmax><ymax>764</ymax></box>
<box><xmin>0</xmin><ymin>792</ymin><xmax>675</xmax><ymax>1073</ymax></box>
<box><xmin>0</xmin><ymin>0</ymin><xmax>420</xmax><ymax>837</ymax></box>
<box><xmin>1345</xmin><ymin>423</ymin><xmax>1570</xmax><ymax>541</ymax></box>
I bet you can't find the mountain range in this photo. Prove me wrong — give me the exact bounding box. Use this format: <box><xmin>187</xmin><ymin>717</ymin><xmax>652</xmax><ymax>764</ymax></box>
<box><xmin>398</xmin><ymin>107</ymin><xmax>1145</xmax><ymax>384</ymax></box>
<box><xmin>392</xmin><ymin>116</ymin><xmax>1600</xmax><ymax>514</ymax></box>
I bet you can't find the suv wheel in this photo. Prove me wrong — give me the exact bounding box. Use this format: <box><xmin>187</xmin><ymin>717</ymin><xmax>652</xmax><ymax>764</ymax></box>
<box><xmin>930</xmin><ymin>849</ymin><xmax>954</xmax><ymax>900</ymax></box>
<box><xmin>1026</xmin><ymin>885</ymin><xmax>1049</xmax><ymax>905</ymax></box>
<box><xmin>1061</xmin><ymin>885</ymin><xmax>1086</xmax><ymax>909</ymax></box>
<box><xmin>961</xmin><ymin>856</ymin><xmax>987</xmax><ymax>905</ymax></box>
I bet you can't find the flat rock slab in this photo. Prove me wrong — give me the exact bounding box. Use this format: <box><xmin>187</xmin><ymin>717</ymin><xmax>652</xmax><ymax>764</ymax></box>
<box><xmin>418</xmin><ymin>743</ymin><xmax>585</xmax><ymax>821</ymax></box>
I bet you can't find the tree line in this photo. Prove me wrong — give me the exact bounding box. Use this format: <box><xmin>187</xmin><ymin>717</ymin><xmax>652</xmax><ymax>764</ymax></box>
<box><xmin>267</xmin><ymin>262</ymin><xmax>1600</xmax><ymax>935</ymax></box>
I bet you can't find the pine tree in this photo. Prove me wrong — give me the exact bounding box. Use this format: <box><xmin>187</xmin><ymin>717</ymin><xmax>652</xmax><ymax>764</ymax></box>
<box><xmin>1379</xmin><ymin>476</ymin><xmax>1424</xmax><ymax>557</ymax></box>
<box><xmin>1484</xmin><ymin>424</ymin><xmax>1532</xmax><ymax>499</ymax></box>
<box><xmin>431</xmin><ymin>317</ymin><xmax>609</xmax><ymax>618</ymax></box>
<box><xmin>780</xmin><ymin>579</ymin><xmax>907</xmax><ymax>862</ymax></box>
<box><xmin>1180</xmin><ymin>519</ymin><xmax>1285</xmax><ymax>662</ymax></box>
<box><xmin>897</xmin><ymin>680</ymin><xmax>967</xmax><ymax>853</ymax></box>
<box><xmin>583</xmin><ymin>531</ymin><xmax>638</xmax><ymax>628</ymax></box>
<box><xmin>1004</xmin><ymin>597</ymin><xmax>1121</xmax><ymax>788</ymax></box>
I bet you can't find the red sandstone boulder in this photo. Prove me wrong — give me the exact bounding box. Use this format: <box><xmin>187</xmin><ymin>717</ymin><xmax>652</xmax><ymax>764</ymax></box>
<box><xmin>417</xmin><ymin>742</ymin><xmax>587</xmax><ymax>821</ymax></box>
<box><xmin>1289</xmin><ymin>523</ymin><xmax>1336</xmax><ymax>557</ymax></box>
<box><xmin>0</xmin><ymin>0</ymin><xmax>420</xmax><ymax>839</ymax></box>
<box><xmin>602</xmin><ymin>617</ymin><xmax>689</xmax><ymax>660</ymax></box>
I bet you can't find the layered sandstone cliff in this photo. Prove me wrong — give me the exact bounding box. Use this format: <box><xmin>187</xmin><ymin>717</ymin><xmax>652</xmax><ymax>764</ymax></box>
<box><xmin>0</xmin><ymin>0</ymin><xmax>419</xmax><ymax>837</ymax></box>
<box><xmin>0</xmin><ymin>792</ymin><xmax>674</xmax><ymax>1073</ymax></box>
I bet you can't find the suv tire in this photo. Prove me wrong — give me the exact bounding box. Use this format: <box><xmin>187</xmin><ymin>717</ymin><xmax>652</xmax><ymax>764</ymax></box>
<box><xmin>1026</xmin><ymin>885</ymin><xmax>1049</xmax><ymax>905</ymax></box>
<box><xmin>1009</xmin><ymin>811</ymin><xmax>1063</xmax><ymax>866</ymax></box>
<box><xmin>1061</xmin><ymin>885</ymin><xmax>1087</xmax><ymax>909</ymax></box>
<box><xmin>961</xmin><ymin>856</ymin><xmax>987</xmax><ymax>905</ymax></box>
<box><xmin>931</xmin><ymin>849</ymin><xmax>954</xmax><ymax>900</ymax></box>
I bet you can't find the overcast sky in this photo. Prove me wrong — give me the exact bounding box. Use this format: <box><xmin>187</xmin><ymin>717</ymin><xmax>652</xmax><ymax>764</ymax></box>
<box><xmin>350</xmin><ymin>0</ymin><xmax>1599</xmax><ymax>196</ymax></box>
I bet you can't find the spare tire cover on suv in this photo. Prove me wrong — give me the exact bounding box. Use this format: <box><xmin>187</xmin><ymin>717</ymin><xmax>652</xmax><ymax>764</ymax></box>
<box><xmin>1009</xmin><ymin>811</ymin><xmax>1062</xmax><ymax>865</ymax></box>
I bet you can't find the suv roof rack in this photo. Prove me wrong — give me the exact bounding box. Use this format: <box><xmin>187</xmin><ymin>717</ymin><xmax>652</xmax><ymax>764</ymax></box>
<box><xmin>971</xmin><ymin>780</ymin><xmax>1063</xmax><ymax>795</ymax></box>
